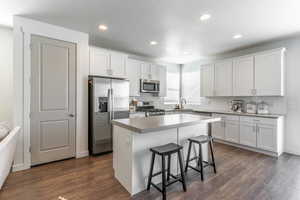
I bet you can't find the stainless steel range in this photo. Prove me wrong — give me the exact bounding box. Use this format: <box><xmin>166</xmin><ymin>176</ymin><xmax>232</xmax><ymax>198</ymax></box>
<box><xmin>136</xmin><ymin>106</ymin><xmax>165</xmax><ymax>117</ymax></box>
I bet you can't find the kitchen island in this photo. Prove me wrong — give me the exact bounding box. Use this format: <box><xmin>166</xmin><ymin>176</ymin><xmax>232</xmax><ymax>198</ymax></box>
<box><xmin>112</xmin><ymin>114</ymin><xmax>221</xmax><ymax>195</ymax></box>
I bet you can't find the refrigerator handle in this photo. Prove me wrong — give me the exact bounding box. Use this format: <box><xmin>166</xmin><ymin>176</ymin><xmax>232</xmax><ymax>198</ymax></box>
<box><xmin>111</xmin><ymin>88</ymin><xmax>115</xmax><ymax>120</ymax></box>
<box><xmin>108</xmin><ymin>89</ymin><xmax>112</xmax><ymax>121</ymax></box>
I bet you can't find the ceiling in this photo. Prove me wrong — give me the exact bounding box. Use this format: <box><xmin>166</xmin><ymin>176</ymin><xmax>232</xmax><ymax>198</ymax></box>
<box><xmin>1</xmin><ymin>0</ymin><xmax>300</xmax><ymax>63</ymax></box>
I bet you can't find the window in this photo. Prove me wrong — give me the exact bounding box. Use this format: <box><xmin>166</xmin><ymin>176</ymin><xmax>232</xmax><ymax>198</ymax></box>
<box><xmin>164</xmin><ymin>65</ymin><xmax>180</xmax><ymax>104</ymax></box>
<box><xmin>182</xmin><ymin>62</ymin><xmax>202</xmax><ymax>105</ymax></box>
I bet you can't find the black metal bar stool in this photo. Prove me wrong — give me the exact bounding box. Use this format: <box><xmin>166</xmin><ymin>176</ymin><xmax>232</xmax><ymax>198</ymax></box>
<box><xmin>184</xmin><ymin>135</ymin><xmax>217</xmax><ymax>181</ymax></box>
<box><xmin>147</xmin><ymin>143</ymin><xmax>187</xmax><ymax>200</ymax></box>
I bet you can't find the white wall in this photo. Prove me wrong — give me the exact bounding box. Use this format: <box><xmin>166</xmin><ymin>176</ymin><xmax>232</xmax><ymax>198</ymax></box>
<box><xmin>183</xmin><ymin>35</ymin><xmax>300</xmax><ymax>155</ymax></box>
<box><xmin>13</xmin><ymin>16</ymin><xmax>89</xmax><ymax>171</ymax></box>
<box><xmin>0</xmin><ymin>27</ymin><xmax>13</xmax><ymax>124</ymax></box>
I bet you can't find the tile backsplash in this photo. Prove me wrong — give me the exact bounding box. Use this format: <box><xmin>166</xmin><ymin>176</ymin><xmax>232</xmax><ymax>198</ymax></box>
<box><xmin>184</xmin><ymin>96</ymin><xmax>287</xmax><ymax>114</ymax></box>
<box><xmin>130</xmin><ymin>94</ymin><xmax>287</xmax><ymax>115</ymax></box>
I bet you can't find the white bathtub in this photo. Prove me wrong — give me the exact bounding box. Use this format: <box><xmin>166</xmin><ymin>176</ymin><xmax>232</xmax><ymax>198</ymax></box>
<box><xmin>0</xmin><ymin>127</ymin><xmax>20</xmax><ymax>190</ymax></box>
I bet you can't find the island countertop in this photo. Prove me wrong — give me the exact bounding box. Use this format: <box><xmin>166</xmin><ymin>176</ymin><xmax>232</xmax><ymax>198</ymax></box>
<box><xmin>111</xmin><ymin>113</ymin><xmax>221</xmax><ymax>133</ymax></box>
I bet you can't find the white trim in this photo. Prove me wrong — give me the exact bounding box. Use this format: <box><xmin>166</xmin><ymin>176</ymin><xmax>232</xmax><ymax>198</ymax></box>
<box><xmin>12</xmin><ymin>163</ymin><xmax>29</xmax><ymax>172</ymax></box>
<box><xmin>13</xmin><ymin>16</ymin><xmax>89</xmax><ymax>171</ymax></box>
<box><xmin>76</xmin><ymin>151</ymin><xmax>89</xmax><ymax>158</ymax></box>
<box><xmin>283</xmin><ymin>149</ymin><xmax>300</xmax><ymax>156</ymax></box>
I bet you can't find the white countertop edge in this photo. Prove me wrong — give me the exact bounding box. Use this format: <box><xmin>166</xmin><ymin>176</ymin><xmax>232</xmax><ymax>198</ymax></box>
<box><xmin>112</xmin><ymin>116</ymin><xmax>221</xmax><ymax>134</ymax></box>
<box><xmin>192</xmin><ymin>109</ymin><xmax>284</xmax><ymax>118</ymax></box>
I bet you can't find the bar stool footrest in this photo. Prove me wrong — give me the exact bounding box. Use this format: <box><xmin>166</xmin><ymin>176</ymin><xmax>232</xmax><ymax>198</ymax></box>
<box><xmin>186</xmin><ymin>165</ymin><xmax>203</xmax><ymax>173</ymax></box>
<box><xmin>150</xmin><ymin>183</ymin><xmax>162</xmax><ymax>193</ymax></box>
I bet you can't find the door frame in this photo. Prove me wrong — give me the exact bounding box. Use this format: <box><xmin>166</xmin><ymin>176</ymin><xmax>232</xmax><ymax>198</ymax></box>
<box><xmin>13</xmin><ymin>16</ymin><xmax>89</xmax><ymax>171</ymax></box>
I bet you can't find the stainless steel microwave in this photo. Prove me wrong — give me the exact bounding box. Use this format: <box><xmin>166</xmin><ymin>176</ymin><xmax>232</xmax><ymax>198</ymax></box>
<box><xmin>140</xmin><ymin>79</ymin><xmax>160</xmax><ymax>93</ymax></box>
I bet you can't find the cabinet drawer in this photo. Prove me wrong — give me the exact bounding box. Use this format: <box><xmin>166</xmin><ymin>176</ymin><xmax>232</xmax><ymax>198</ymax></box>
<box><xmin>240</xmin><ymin>116</ymin><xmax>277</xmax><ymax>125</ymax></box>
<box><xmin>213</xmin><ymin>113</ymin><xmax>239</xmax><ymax>121</ymax></box>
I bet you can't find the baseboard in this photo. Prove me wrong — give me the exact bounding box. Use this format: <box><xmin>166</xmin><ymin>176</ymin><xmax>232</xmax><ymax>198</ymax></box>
<box><xmin>76</xmin><ymin>150</ymin><xmax>89</xmax><ymax>158</ymax></box>
<box><xmin>214</xmin><ymin>139</ymin><xmax>279</xmax><ymax>157</ymax></box>
<box><xmin>283</xmin><ymin>149</ymin><xmax>300</xmax><ymax>156</ymax></box>
<box><xmin>12</xmin><ymin>163</ymin><xmax>30</xmax><ymax>172</ymax></box>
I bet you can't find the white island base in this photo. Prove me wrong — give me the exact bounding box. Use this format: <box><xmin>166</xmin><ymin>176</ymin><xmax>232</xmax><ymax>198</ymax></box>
<box><xmin>113</xmin><ymin>123</ymin><xmax>210</xmax><ymax>196</ymax></box>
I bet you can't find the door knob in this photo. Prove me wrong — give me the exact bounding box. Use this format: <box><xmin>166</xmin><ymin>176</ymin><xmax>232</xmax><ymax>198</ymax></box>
<box><xmin>69</xmin><ymin>114</ymin><xmax>75</xmax><ymax>117</ymax></box>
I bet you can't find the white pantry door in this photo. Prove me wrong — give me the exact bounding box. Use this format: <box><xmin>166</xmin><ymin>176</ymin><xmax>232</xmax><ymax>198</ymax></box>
<box><xmin>30</xmin><ymin>35</ymin><xmax>76</xmax><ymax>166</ymax></box>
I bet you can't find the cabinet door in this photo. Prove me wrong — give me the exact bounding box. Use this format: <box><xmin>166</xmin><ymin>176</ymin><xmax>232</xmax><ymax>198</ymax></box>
<box><xmin>110</xmin><ymin>51</ymin><xmax>127</xmax><ymax>78</ymax></box>
<box><xmin>150</xmin><ymin>64</ymin><xmax>160</xmax><ymax>80</ymax></box>
<box><xmin>254</xmin><ymin>49</ymin><xmax>285</xmax><ymax>96</ymax></box>
<box><xmin>212</xmin><ymin>114</ymin><xmax>225</xmax><ymax>140</ymax></box>
<box><xmin>224</xmin><ymin>120</ymin><xmax>239</xmax><ymax>143</ymax></box>
<box><xmin>158</xmin><ymin>66</ymin><xmax>167</xmax><ymax>97</ymax></box>
<box><xmin>200</xmin><ymin>64</ymin><xmax>215</xmax><ymax>97</ymax></box>
<box><xmin>214</xmin><ymin>60</ymin><xmax>233</xmax><ymax>96</ymax></box>
<box><xmin>127</xmin><ymin>59</ymin><xmax>141</xmax><ymax>96</ymax></box>
<box><xmin>240</xmin><ymin>122</ymin><xmax>257</xmax><ymax>147</ymax></box>
<box><xmin>141</xmin><ymin>63</ymin><xmax>151</xmax><ymax>79</ymax></box>
<box><xmin>233</xmin><ymin>56</ymin><xmax>254</xmax><ymax>96</ymax></box>
<box><xmin>90</xmin><ymin>47</ymin><xmax>110</xmax><ymax>76</ymax></box>
<box><xmin>257</xmin><ymin>123</ymin><xmax>276</xmax><ymax>152</ymax></box>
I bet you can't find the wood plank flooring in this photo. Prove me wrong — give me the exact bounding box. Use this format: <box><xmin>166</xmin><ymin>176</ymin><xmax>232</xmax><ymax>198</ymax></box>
<box><xmin>1</xmin><ymin>143</ymin><xmax>300</xmax><ymax>200</ymax></box>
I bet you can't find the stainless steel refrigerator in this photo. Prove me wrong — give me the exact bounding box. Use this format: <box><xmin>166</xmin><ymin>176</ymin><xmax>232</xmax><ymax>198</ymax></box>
<box><xmin>88</xmin><ymin>76</ymin><xmax>129</xmax><ymax>155</ymax></box>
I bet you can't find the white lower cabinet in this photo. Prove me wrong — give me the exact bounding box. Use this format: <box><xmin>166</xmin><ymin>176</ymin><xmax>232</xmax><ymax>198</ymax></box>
<box><xmin>257</xmin><ymin>123</ymin><xmax>276</xmax><ymax>152</ymax></box>
<box><xmin>212</xmin><ymin>114</ymin><xmax>225</xmax><ymax>140</ymax></box>
<box><xmin>224</xmin><ymin>120</ymin><xmax>239</xmax><ymax>143</ymax></box>
<box><xmin>212</xmin><ymin>114</ymin><xmax>284</xmax><ymax>156</ymax></box>
<box><xmin>239</xmin><ymin>121</ymin><xmax>257</xmax><ymax>147</ymax></box>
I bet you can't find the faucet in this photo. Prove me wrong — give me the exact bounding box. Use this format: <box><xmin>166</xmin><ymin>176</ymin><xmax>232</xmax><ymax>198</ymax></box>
<box><xmin>180</xmin><ymin>98</ymin><xmax>187</xmax><ymax>109</ymax></box>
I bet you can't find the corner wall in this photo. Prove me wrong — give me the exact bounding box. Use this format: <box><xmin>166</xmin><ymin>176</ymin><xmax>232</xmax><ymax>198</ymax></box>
<box><xmin>0</xmin><ymin>27</ymin><xmax>13</xmax><ymax>124</ymax></box>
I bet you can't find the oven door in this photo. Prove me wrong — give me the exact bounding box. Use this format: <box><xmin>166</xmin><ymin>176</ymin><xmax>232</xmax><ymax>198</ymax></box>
<box><xmin>140</xmin><ymin>79</ymin><xmax>160</xmax><ymax>93</ymax></box>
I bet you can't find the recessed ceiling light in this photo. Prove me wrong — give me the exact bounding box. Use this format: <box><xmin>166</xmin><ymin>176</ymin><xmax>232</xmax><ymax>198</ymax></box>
<box><xmin>150</xmin><ymin>41</ymin><xmax>158</xmax><ymax>45</ymax></box>
<box><xmin>200</xmin><ymin>14</ymin><xmax>211</xmax><ymax>21</ymax></box>
<box><xmin>233</xmin><ymin>34</ymin><xmax>243</xmax><ymax>39</ymax></box>
<box><xmin>98</xmin><ymin>24</ymin><xmax>108</xmax><ymax>31</ymax></box>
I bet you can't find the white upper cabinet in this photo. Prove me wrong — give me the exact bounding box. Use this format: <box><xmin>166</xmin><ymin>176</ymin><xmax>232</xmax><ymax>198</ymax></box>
<box><xmin>150</xmin><ymin>64</ymin><xmax>160</xmax><ymax>80</ymax></box>
<box><xmin>214</xmin><ymin>60</ymin><xmax>233</xmax><ymax>96</ymax></box>
<box><xmin>127</xmin><ymin>59</ymin><xmax>141</xmax><ymax>96</ymax></box>
<box><xmin>90</xmin><ymin>47</ymin><xmax>110</xmax><ymax>76</ymax></box>
<box><xmin>233</xmin><ymin>56</ymin><xmax>254</xmax><ymax>96</ymax></box>
<box><xmin>200</xmin><ymin>64</ymin><xmax>214</xmax><ymax>97</ymax></box>
<box><xmin>89</xmin><ymin>46</ymin><xmax>128</xmax><ymax>78</ymax></box>
<box><xmin>110</xmin><ymin>51</ymin><xmax>127</xmax><ymax>77</ymax></box>
<box><xmin>141</xmin><ymin>62</ymin><xmax>151</xmax><ymax>79</ymax></box>
<box><xmin>254</xmin><ymin>49</ymin><xmax>285</xmax><ymax>96</ymax></box>
<box><xmin>158</xmin><ymin>65</ymin><xmax>167</xmax><ymax>97</ymax></box>
<box><xmin>141</xmin><ymin>63</ymin><xmax>160</xmax><ymax>80</ymax></box>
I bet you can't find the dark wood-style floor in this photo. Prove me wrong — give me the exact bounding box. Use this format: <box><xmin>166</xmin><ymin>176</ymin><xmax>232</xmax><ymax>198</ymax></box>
<box><xmin>1</xmin><ymin>143</ymin><xmax>300</xmax><ymax>200</ymax></box>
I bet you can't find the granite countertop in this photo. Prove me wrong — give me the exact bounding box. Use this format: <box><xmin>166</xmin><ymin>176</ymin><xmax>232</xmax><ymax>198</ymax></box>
<box><xmin>112</xmin><ymin>113</ymin><xmax>221</xmax><ymax>133</ymax></box>
<box><xmin>192</xmin><ymin>109</ymin><xmax>284</xmax><ymax>118</ymax></box>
